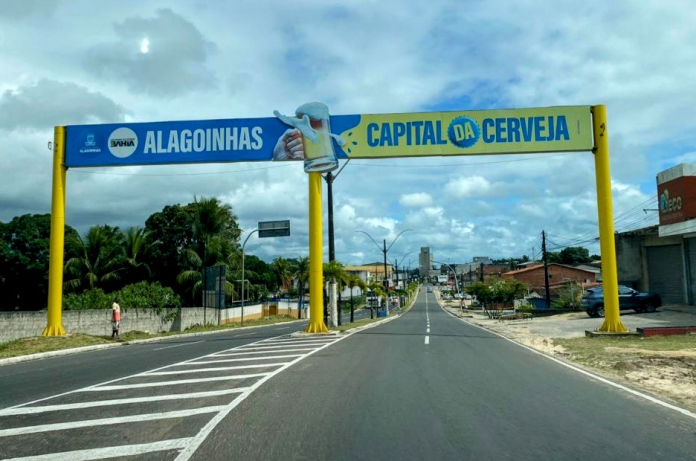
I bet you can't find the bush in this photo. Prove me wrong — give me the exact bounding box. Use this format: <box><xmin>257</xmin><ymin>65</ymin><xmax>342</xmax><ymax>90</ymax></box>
<box><xmin>63</xmin><ymin>288</ymin><xmax>111</xmax><ymax>310</ymax></box>
<box><xmin>115</xmin><ymin>281</ymin><xmax>182</xmax><ymax>313</ymax></box>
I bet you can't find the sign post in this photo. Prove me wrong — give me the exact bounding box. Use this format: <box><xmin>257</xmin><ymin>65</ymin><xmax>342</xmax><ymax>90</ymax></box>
<box><xmin>242</xmin><ymin>220</ymin><xmax>291</xmax><ymax>325</ymax></box>
<box><xmin>44</xmin><ymin>104</ymin><xmax>626</xmax><ymax>336</ymax></box>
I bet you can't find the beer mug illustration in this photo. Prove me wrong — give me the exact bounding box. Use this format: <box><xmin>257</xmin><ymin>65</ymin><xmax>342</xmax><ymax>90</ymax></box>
<box><xmin>274</xmin><ymin>102</ymin><xmax>342</xmax><ymax>173</ymax></box>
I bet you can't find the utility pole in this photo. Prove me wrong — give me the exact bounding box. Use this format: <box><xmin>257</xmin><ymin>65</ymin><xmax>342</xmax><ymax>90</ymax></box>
<box><xmin>324</xmin><ymin>162</ymin><xmax>350</xmax><ymax>325</ymax></box>
<box><xmin>542</xmin><ymin>230</ymin><xmax>551</xmax><ymax>309</ymax></box>
<box><xmin>383</xmin><ymin>239</ymin><xmax>389</xmax><ymax>293</ymax></box>
<box><xmin>325</xmin><ymin>171</ymin><xmax>340</xmax><ymax>326</ymax></box>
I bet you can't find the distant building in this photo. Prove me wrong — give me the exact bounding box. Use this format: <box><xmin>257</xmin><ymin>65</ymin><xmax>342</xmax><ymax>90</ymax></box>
<box><xmin>419</xmin><ymin>247</ymin><xmax>433</xmax><ymax>278</ymax></box>
<box><xmin>502</xmin><ymin>263</ymin><xmax>600</xmax><ymax>291</ymax></box>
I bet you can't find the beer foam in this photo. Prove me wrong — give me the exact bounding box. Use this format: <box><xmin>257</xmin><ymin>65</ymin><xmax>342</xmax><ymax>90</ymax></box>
<box><xmin>295</xmin><ymin>102</ymin><xmax>329</xmax><ymax>120</ymax></box>
<box><xmin>274</xmin><ymin>102</ymin><xmax>346</xmax><ymax>146</ymax></box>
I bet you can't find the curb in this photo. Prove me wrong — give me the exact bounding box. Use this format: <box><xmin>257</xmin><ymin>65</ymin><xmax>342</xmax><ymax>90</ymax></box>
<box><xmin>0</xmin><ymin>319</ymin><xmax>307</xmax><ymax>367</ymax></box>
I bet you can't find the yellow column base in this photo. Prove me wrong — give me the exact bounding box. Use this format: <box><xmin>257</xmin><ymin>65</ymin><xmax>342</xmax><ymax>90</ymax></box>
<box><xmin>304</xmin><ymin>321</ymin><xmax>329</xmax><ymax>333</ymax></box>
<box><xmin>598</xmin><ymin>319</ymin><xmax>628</xmax><ymax>333</ymax></box>
<box><xmin>42</xmin><ymin>324</ymin><xmax>66</xmax><ymax>337</ymax></box>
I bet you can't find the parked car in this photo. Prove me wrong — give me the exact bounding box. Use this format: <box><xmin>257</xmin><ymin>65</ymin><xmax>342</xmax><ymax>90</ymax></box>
<box><xmin>582</xmin><ymin>285</ymin><xmax>662</xmax><ymax>318</ymax></box>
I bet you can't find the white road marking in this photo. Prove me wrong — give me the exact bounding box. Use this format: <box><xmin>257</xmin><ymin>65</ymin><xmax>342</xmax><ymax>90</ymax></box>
<box><xmin>211</xmin><ymin>348</ymin><xmax>315</xmax><ymax>357</ymax></box>
<box><xmin>0</xmin><ymin>389</ymin><xmax>251</xmax><ymax>416</ymax></box>
<box><xmin>235</xmin><ymin>342</ymin><xmax>331</xmax><ymax>350</ymax></box>
<box><xmin>425</xmin><ymin>336</ymin><xmax>430</xmax><ymax>345</ymax></box>
<box><xmin>437</xmin><ymin>301</ymin><xmax>696</xmax><ymax>421</ymax></box>
<box><xmin>188</xmin><ymin>354</ymin><xmax>303</xmax><ymax>364</ymax></box>
<box><xmin>427</xmin><ymin>328</ymin><xmax>430</xmax><ymax>333</ymax></box>
<box><xmin>4</xmin><ymin>438</ymin><xmax>192</xmax><ymax>461</ymax></box>
<box><xmin>0</xmin><ymin>406</ymin><xmax>226</xmax><ymax>437</ymax></box>
<box><xmin>88</xmin><ymin>373</ymin><xmax>269</xmax><ymax>390</ymax></box>
<box><xmin>174</xmin><ymin>335</ymin><xmax>350</xmax><ymax>461</ymax></box>
<box><xmin>1</xmin><ymin>330</ymin><xmax>347</xmax><ymax>460</ymax></box>
<box><xmin>259</xmin><ymin>337</ymin><xmax>336</xmax><ymax>344</ymax></box>
<box><xmin>146</xmin><ymin>363</ymin><xmax>286</xmax><ymax>375</ymax></box>
<box><xmin>153</xmin><ymin>341</ymin><xmax>203</xmax><ymax>351</ymax></box>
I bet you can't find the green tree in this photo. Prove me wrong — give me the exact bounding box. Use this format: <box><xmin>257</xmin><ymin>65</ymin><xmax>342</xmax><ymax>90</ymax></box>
<box><xmin>190</xmin><ymin>196</ymin><xmax>240</xmax><ymax>266</ymax></box>
<box><xmin>290</xmin><ymin>256</ymin><xmax>310</xmax><ymax>317</ymax></box>
<box><xmin>0</xmin><ymin>214</ymin><xmax>79</xmax><ymax>310</ymax></box>
<box><xmin>120</xmin><ymin>226</ymin><xmax>153</xmax><ymax>286</ymax></box>
<box><xmin>144</xmin><ymin>204</ymin><xmax>196</xmax><ymax>289</ymax></box>
<box><xmin>177</xmin><ymin>197</ymin><xmax>241</xmax><ymax>305</ymax></box>
<box><xmin>271</xmin><ymin>256</ymin><xmax>293</xmax><ymax>293</ymax></box>
<box><xmin>64</xmin><ymin>225</ymin><xmax>124</xmax><ymax>293</ymax></box>
<box><xmin>559</xmin><ymin>247</ymin><xmax>591</xmax><ymax>265</ymax></box>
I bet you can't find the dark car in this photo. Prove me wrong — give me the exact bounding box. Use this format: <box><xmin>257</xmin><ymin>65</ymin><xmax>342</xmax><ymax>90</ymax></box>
<box><xmin>582</xmin><ymin>285</ymin><xmax>662</xmax><ymax>318</ymax></box>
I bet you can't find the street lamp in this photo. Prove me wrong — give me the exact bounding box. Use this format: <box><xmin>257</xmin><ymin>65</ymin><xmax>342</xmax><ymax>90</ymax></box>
<box><xmin>434</xmin><ymin>260</ymin><xmax>462</xmax><ymax>313</ymax></box>
<box><xmin>240</xmin><ymin>229</ymin><xmax>259</xmax><ymax>326</ymax></box>
<box><xmin>355</xmin><ymin>229</ymin><xmax>412</xmax><ymax>314</ymax></box>
<box><xmin>393</xmin><ymin>250</ymin><xmax>415</xmax><ymax>290</ymax></box>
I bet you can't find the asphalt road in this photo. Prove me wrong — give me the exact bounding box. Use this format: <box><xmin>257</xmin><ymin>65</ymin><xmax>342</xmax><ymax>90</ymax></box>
<box><xmin>1</xmin><ymin>292</ymin><xmax>694</xmax><ymax>460</ymax></box>
<box><xmin>193</xmin><ymin>290</ymin><xmax>696</xmax><ymax>461</ymax></box>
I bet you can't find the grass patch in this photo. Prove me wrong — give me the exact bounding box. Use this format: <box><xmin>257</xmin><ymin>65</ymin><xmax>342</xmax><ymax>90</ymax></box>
<box><xmin>0</xmin><ymin>334</ymin><xmax>113</xmax><ymax>359</ymax></box>
<box><xmin>554</xmin><ymin>335</ymin><xmax>696</xmax><ymax>376</ymax></box>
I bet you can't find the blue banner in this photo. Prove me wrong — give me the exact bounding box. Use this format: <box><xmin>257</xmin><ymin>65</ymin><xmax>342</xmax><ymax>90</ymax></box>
<box><xmin>65</xmin><ymin>115</ymin><xmax>359</xmax><ymax>168</ymax></box>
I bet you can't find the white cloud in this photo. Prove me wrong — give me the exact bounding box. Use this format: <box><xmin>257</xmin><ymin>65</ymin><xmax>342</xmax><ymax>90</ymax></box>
<box><xmin>399</xmin><ymin>192</ymin><xmax>433</xmax><ymax>207</ymax></box>
<box><xmin>0</xmin><ymin>0</ymin><xmax>688</xmax><ymax>266</ymax></box>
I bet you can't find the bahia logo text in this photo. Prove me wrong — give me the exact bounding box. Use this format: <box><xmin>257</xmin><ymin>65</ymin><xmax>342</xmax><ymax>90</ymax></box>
<box><xmin>108</xmin><ymin>127</ymin><xmax>138</xmax><ymax>158</ymax></box>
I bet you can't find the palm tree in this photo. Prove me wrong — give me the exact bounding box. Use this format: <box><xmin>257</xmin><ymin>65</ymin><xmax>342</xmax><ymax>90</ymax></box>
<box><xmin>190</xmin><ymin>196</ymin><xmax>241</xmax><ymax>261</ymax></box>
<box><xmin>271</xmin><ymin>257</ymin><xmax>293</xmax><ymax>294</ymax></box>
<box><xmin>347</xmin><ymin>275</ymin><xmax>367</xmax><ymax>322</ymax></box>
<box><xmin>290</xmin><ymin>256</ymin><xmax>310</xmax><ymax>319</ymax></box>
<box><xmin>121</xmin><ymin>226</ymin><xmax>152</xmax><ymax>285</ymax></box>
<box><xmin>64</xmin><ymin>225</ymin><xmax>124</xmax><ymax>292</ymax></box>
<box><xmin>323</xmin><ymin>260</ymin><xmax>347</xmax><ymax>325</ymax></box>
<box><xmin>178</xmin><ymin>196</ymin><xmax>241</xmax><ymax>305</ymax></box>
<box><xmin>368</xmin><ymin>280</ymin><xmax>386</xmax><ymax>318</ymax></box>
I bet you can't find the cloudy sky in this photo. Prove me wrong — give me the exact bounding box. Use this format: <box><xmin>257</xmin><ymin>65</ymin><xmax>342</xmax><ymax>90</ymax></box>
<box><xmin>1</xmin><ymin>0</ymin><xmax>693</xmax><ymax>267</ymax></box>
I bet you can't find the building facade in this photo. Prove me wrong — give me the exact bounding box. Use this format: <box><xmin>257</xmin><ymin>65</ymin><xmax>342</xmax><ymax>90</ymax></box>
<box><xmin>503</xmin><ymin>263</ymin><xmax>600</xmax><ymax>290</ymax></box>
<box><xmin>614</xmin><ymin>163</ymin><xmax>696</xmax><ymax>306</ymax></box>
<box><xmin>419</xmin><ymin>247</ymin><xmax>433</xmax><ymax>278</ymax></box>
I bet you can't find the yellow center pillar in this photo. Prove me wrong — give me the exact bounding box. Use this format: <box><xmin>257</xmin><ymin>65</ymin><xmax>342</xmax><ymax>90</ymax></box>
<box><xmin>592</xmin><ymin>105</ymin><xmax>626</xmax><ymax>333</ymax></box>
<box><xmin>305</xmin><ymin>172</ymin><xmax>329</xmax><ymax>333</ymax></box>
<box><xmin>43</xmin><ymin>126</ymin><xmax>67</xmax><ymax>336</ymax></box>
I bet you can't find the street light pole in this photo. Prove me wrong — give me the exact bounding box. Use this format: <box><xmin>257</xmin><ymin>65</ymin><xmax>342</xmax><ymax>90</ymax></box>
<box><xmin>323</xmin><ymin>161</ymin><xmax>349</xmax><ymax>326</ymax></box>
<box><xmin>355</xmin><ymin>229</ymin><xmax>412</xmax><ymax>314</ymax></box>
<box><xmin>241</xmin><ymin>229</ymin><xmax>259</xmax><ymax>326</ymax></box>
<box><xmin>434</xmin><ymin>260</ymin><xmax>462</xmax><ymax>312</ymax></box>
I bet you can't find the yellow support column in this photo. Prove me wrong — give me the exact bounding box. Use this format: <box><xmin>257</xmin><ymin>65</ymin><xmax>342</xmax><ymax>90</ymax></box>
<box><xmin>592</xmin><ymin>105</ymin><xmax>626</xmax><ymax>333</ymax></box>
<box><xmin>305</xmin><ymin>172</ymin><xmax>329</xmax><ymax>333</ymax></box>
<box><xmin>43</xmin><ymin>126</ymin><xmax>67</xmax><ymax>337</ymax></box>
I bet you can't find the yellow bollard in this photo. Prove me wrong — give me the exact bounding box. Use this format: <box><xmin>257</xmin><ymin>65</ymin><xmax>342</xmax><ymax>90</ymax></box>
<box><xmin>592</xmin><ymin>105</ymin><xmax>626</xmax><ymax>333</ymax></box>
<box><xmin>305</xmin><ymin>172</ymin><xmax>329</xmax><ymax>333</ymax></box>
<box><xmin>43</xmin><ymin>126</ymin><xmax>67</xmax><ymax>336</ymax></box>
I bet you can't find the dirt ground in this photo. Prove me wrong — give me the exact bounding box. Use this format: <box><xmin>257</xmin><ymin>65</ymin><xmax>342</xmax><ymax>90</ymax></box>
<box><xmin>441</xmin><ymin>303</ymin><xmax>696</xmax><ymax>412</ymax></box>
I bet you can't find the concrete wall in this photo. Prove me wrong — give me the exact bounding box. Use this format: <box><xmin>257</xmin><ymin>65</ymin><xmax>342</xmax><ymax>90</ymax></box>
<box><xmin>616</xmin><ymin>233</ymin><xmax>646</xmax><ymax>289</ymax></box>
<box><xmin>1</xmin><ymin>307</ymin><xmax>206</xmax><ymax>343</ymax></box>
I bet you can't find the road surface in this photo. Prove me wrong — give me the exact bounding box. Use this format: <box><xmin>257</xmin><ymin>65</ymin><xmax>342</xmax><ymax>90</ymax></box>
<box><xmin>0</xmin><ymin>291</ymin><xmax>694</xmax><ymax>460</ymax></box>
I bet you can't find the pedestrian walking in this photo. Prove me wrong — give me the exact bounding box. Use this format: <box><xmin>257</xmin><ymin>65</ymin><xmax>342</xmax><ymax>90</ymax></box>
<box><xmin>111</xmin><ymin>298</ymin><xmax>121</xmax><ymax>339</ymax></box>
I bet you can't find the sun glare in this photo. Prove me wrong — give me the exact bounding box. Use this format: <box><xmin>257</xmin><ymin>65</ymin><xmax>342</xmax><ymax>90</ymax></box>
<box><xmin>140</xmin><ymin>38</ymin><xmax>150</xmax><ymax>54</ymax></box>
